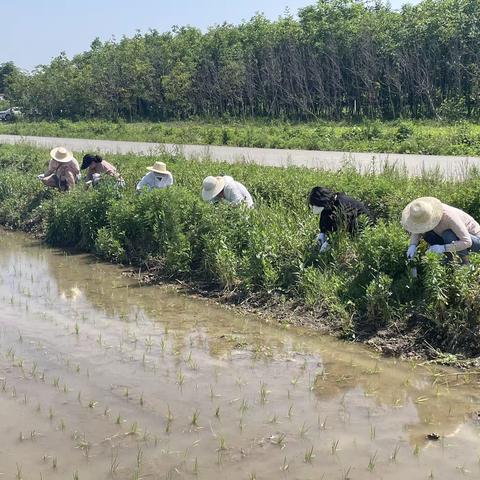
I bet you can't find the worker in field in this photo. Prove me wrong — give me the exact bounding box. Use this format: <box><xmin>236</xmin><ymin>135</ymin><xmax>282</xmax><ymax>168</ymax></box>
<box><xmin>136</xmin><ymin>161</ymin><xmax>174</xmax><ymax>192</ymax></box>
<box><xmin>81</xmin><ymin>154</ymin><xmax>124</xmax><ymax>187</ymax></box>
<box><xmin>37</xmin><ymin>147</ymin><xmax>80</xmax><ymax>191</ymax></box>
<box><xmin>402</xmin><ymin>197</ymin><xmax>480</xmax><ymax>264</ymax></box>
<box><xmin>201</xmin><ymin>175</ymin><xmax>254</xmax><ymax>208</ymax></box>
<box><xmin>308</xmin><ymin>186</ymin><xmax>372</xmax><ymax>252</ymax></box>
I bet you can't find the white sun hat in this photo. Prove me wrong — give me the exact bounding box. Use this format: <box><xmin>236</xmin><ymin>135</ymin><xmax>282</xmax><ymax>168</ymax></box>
<box><xmin>50</xmin><ymin>146</ymin><xmax>74</xmax><ymax>163</ymax></box>
<box><xmin>201</xmin><ymin>176</ymin><xmax>225</xmax><ymax>202</ymax></box>
<box><xmin>401</xmin><ymin>197</ymin><xmax>444</xmax><ymax>234</ymax></box>
<box><xmin>146</xmin><ymin>161</ymin><xmax>171</xmax><ymax>175</ymax></box>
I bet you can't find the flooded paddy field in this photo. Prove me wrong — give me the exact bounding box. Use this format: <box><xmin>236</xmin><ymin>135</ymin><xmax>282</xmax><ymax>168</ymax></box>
<box><xmin>0</xmin><ymin>231</ymin><xmax>479</xmax><ymax>480</ymax></box>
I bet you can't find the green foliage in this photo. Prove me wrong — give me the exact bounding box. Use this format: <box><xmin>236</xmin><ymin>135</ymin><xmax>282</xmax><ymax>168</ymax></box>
<box><xmin>1</xmin><ymin>144</ymin><xmax>480</xmax><ymax>357</ymax></box>
<box><xmin>3</xmin><ymin>119</ymin><xmax>480</xmax><ymax>157</ymax></box>
<box><xmin>5</xmin><ymin>0</ymin><xmax>480</xmax><ymax>121</ymax></box>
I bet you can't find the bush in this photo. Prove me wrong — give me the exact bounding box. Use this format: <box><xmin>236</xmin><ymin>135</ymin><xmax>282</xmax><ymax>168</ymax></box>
<box><xmin>2</xmin><ymin>144</ymin><xmax>480</xmax><ymax>357</ymax></box>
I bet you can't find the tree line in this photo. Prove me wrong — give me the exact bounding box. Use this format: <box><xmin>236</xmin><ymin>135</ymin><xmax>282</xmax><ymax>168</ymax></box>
<box><xmin>3</xmin><ymin>0</ymin><xmax>480</xmax><ymax>121</ymax></box>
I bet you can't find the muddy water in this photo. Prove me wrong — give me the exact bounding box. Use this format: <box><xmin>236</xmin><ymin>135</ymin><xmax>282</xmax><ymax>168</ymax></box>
<box><xmin>0</xmin><ymin>232</ymin><xmax>479</xmax><ymax>480</ymax></box>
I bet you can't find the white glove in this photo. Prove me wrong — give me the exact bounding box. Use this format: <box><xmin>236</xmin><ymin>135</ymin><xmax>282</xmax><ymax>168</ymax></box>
<box><xmin>316</xmin><ymin>232</ymin><xmax>326</xmax><ymax>245</ymax></box>
<box><xmin>427</xmin><ymin>244</ymin><xmax>446</xmax><ymax>254</ymax></box>
<box><xmin>37</xmin><ymin>174</ymin><xmax>45</xmax><ymax>180</ymax></box>
<box><xmin>406</xmin><ymin>244</ymin><xmax>417</xmax><ymax>260</ymax></box>
<box><xmin>319</xmin><ymin>241</ymin><xmax>330</xmax><ymax>253</ymax></box>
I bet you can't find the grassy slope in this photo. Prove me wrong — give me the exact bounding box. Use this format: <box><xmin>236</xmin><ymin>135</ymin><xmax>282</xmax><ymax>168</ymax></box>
<box><xmin>2</xmin><ymin>143</ymin><xmax>480</xmax><ymax>362</ymax></box>
<box><xmin>1</xmin><ymin>119</ymin><xmax>480</xmax><ymax>156</ymax></box>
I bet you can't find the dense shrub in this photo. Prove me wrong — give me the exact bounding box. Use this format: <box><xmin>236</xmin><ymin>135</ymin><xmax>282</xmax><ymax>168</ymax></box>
<box><xmin>2</xmin><ymin>144</ymin><xmax>480</xmax><ymax>357</ymax></box>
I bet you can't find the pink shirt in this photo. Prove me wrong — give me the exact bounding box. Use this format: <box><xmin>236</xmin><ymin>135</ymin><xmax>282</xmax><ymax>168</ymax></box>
<box><xmin>44</xmin><ymin>158</ymin><xmax>80</xmax><ymax>188</ymax></box>
<box><xmin>410</xmin><ymin>204</ymin><xmax>480</xmax><ymax>252</ymax></box>
<box><xmin>86</xmin><ymin>160</ymin><xmax>121</xmax><ymax>181</ymax></box>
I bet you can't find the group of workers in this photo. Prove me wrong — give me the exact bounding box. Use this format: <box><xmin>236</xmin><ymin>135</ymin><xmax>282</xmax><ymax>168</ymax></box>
<box><xmin>38</xmin><ymin>146</ymin><xmax>480</xmax><ymax>265</ymax></box>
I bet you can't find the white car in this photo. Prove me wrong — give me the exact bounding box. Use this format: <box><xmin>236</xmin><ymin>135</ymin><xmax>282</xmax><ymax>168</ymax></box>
<box><xmin>0</xmin><ymin>107</ymin><xmax>22</xmax><ymax>121</ymax></box>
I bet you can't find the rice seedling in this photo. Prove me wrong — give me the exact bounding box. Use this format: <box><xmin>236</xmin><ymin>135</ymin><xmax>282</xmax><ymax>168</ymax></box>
<box><xmin>304</xmin><ymin>445</ymin><xmax>315</xmax><ymax>463</ymax></box>
<box><xmin>390</xmin><ymin>443</ymin><xmax>401</xmax><ymax>462</ymax></box>
<box><xmin>59</xmin><ymin>419</ymin><xmax>66</xmax><ymax>431</ymax></box>
<box><xmin>341</xmin><ymin>466</ymin><xmax>352</xmax><ymax>480</ymax></box>
<box><xmin>299</xmin><ymin>421</ymin><xmax>310</xmax><ymax>437</ymax></box>
<box><xmin>115</xmin><ymin>414</ymin><xmax>122</xmax><ymax>425</ymax></box>
<box><xmin>368</xmin><ymin>451</ymin><xmax>378</xmax><ymax>471</ymax></box>
<box><xmin>288</xmin><ymin>404</ymin><xmax>294</xmax><ymax>419</ymax></box>
<box><xmin>413</xmin><ymin>444</ymin><xmax>420</xmax><ymax>456</ymax></box>
<box><xmin>15</xmin><ymin>463</ymin><xmax>22</xmax><ymax>480</ymax></box>
<box><xmin>73</xmin><ymin>471</ymin><xmax>79</xmax><ymax>480</ymax></box>
<box><xmin>190</xmin><ymin>409</ymin><xmax>200</xmax><ymax>428</ymax></box>
<box><xmin>52</xmin><ymin>456</ymin><xmax>58</xmax><ymax>469</ymax></box>
<box><xmin>192</xmin><ymin>457</ymin><xmax>199</xmax><ymax>476</ymax></box>
<box><xmin>49</xmin><ymin>407</ymin><xmax>54</xmax><ymax>420</ymax></box>
<box><xmin>136</xmin><ymin>446</ymin><xmax>143</xmax><ymax>469</ymax></box>
<box><xmin>259</xmin><ymin>382</ymin><xmax>269</xmax><ymax>404</ymax></box>
<box><xmin>139</xmin><ymin>392</ymin><xmax>144</xmax><ymax>406</ymax></box>
<box><xmin>280</xmin><ymin>456</ymin><xmax>289</xmax><ymax>472</ymax></box>
<box><xmin>331</xmin><ymin>439</ymin><xmax>340</xmax><ymax>454</ymax></box>
<box><xmin>370</xmin><ymin>425</ymin><xmax>376</xmax><ymax>440</ymax></box>
<box><xmin>215</xmin><ymin>406</ymin><xmax>220</xmax><ymax>418</ymax></box>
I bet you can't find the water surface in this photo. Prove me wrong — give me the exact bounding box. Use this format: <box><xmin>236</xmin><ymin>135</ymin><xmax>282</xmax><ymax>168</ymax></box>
<box><xmin>0</xmin><ymin>231</ymin><xmax>479</xmax><ymax>479</ymax></box>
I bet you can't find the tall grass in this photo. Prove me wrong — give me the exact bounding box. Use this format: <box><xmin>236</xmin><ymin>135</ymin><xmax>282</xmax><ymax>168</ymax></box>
<box><xmin>1</xmin><ymin>143</ymin><xmax>480</xmax><ymax>358</ymax></box>
<box><xmin>1</xmin><ymin>119</ymin><xmax>480</xmax><ymax>156</ymax></box>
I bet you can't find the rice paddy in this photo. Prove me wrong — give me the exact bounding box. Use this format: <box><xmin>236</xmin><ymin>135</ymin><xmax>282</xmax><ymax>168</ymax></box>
<box><xmin>0</xmin><ymin>230</ymin><xmax>479</xmax><ymax>479</ymax></box>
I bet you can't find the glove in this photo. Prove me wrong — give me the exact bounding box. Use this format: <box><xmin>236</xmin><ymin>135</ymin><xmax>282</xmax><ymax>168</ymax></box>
<box><xmin>316</xmin><ymin>232</ymin><xmax>326</xmax><ymax>245</ymax></box>
<box><xmin>427</xmin><ymin>244</ymin><xmax>446</xmax><ymax>254</ymax></box>
<box><xmin>37</xmin><ymin>174</ymin><xmax>45</xmax><ymax>180</ymax></box>
<box><xmin>406</xmin><ymin>244</ymin><xmax>417</xmax><ymax>260</ymax></box>
<box><xmin>319</xmin><ymin>241</ymin><xmax>330</xmax><ymax>253</ymax></box>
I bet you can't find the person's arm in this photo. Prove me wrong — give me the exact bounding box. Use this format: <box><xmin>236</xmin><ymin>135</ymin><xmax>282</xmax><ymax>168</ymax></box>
<box><xmin>43</xmin><ymin>159</ymin><xmax>56</xmax><ymax>176</ymax></box>
<box><xmin>136</xmin><ymin>174</ymin><xmax>151</xmax><ymax>192</ymax></box>
<box><xmin>443</xmin><ymin>213</ymin><xmax>472</xmax><ymax>252</ymax></box>
<box><xmin>409</xmin><ymin>233</ymin><xmax>421</xmax><ymax>246</ymax></box>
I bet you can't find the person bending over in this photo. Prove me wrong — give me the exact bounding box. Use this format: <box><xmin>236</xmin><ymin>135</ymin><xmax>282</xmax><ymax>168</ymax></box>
<box><xmin>308</xmin><ymin>186</ymin><xmax>372</xmax><ymax>252</ymax></box>
<box><xmin>136</xmin><ymin>161</ymin><xmax>174</xmax><ymax>193</ymax></box>
<box><xmin>38</xmin><ymin>147</ymin><xmax>80</xmax><ymax>191</ymax></box>
<box><xmin>81</xmin><ymin>154</ymin><xmax>124</xmax><ymax>187</ymax></box>
<box><xmin>201</xmin><ymin>175</ymin><xmax>254</xmax><ymax>208</ymax></box>
<box><xmin>402</xmin><ymin>196</ymin><xmax>480</xmax><ymax>264</ymax></box>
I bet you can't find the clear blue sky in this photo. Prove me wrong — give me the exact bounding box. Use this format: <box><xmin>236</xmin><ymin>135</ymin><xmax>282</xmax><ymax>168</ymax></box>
<box><xmin>3</xmin><ymin>0</ymin><xmax>420</xmax><ymax>71</ymax></box>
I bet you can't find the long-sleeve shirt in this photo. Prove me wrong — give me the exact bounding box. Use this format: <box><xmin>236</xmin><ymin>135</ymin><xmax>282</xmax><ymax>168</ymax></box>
<box><xmin>43</xmin><ymin>158</ymin><xmax>80</xmax><ymax>189</ymax></box>
<box><xmin>86</xmin><ymin>160</ymin><xmax>122</xmax><ymax>181</ymax></box>
<box><xmin>223</xmin><ymin>176</ymin><xmax>254</xmax><ymax>208</ymax></box>
<box><xmin>410</xmin><ymin>204</ymin><xmax>480</xmax><ymax>252</ymax></box>
<box><xmin>136</xmin><ymin>171</ymin><xmax>174</xmax><ymax>192</ymax></box>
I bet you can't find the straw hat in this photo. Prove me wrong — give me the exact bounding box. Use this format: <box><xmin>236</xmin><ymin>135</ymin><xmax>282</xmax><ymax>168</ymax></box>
<box><xmin>147</xmin><ymin>161</ymin><xmax>171</xmax><ymax>175</ymax></box>
<box><xmin>50</xmin><ymin>147</ymin><xmax>74</xmax><ymax>163</ymax></box>
<box><xmin>401</xmin><ymin>197</ymin><xmax>443</xmax><ymax>234</ymax></box>
<box><xmin>201</xmin><ymin>176</ymin><xmax>225</xmax><ymax>202</ymax></box>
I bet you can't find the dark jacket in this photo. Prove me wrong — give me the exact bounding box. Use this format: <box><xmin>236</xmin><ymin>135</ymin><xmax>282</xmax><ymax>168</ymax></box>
<box><xmin>309</xmin><ymin>187</ymin><xmax>372</xmax><ymax>234</ymax></box>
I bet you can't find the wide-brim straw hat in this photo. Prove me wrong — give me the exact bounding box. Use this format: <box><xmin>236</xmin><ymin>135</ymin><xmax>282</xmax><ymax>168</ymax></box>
<box><xmin>50</xmin><ymin>146</ymin><xmax>74</xmax><ymax>163</ymax></box>
<box><xmin>401</xmin><ymin>197</ymin><xmax>443</xmax><ymax>234</ymax></box>
<box><xmin>147</xmin><ymin>161</ymin><xmax>171</xmax><ymax>175</ymax></box>
<box><xmin>202</xmin><ymin>176</ymin><xmax>225</xmax><ymax>202</ymax></box>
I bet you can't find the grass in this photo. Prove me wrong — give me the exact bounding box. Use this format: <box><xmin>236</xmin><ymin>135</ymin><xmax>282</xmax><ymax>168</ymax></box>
<box><xmin>2</xmin><ymin>144</ymin><xmax>480</xmax><ymax>359</ymax></box>
<box><xmin>3</xmin><ymin>119</ymin><xmax>480</xmax><ymax>156</ymax></box>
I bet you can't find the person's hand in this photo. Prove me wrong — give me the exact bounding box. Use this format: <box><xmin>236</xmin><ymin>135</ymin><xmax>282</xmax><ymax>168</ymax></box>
<box><xmin>319</xmin><ymin>241</ymin><xmax>330</xmax><ymax>253</ymax></box>
<box><xmin>316</xmin><ymin>232</ymin><xmax>326</xmax><ymax>245</ymax></box>
<box><xmin>406</xmin><ymin>244</ymin><xmax>417</xmax><ymax>260</ymax></box>
<box><xmin>427</xmin><ymin>244</ymin><xmax>446</xmax><ymax>254</ymax></box>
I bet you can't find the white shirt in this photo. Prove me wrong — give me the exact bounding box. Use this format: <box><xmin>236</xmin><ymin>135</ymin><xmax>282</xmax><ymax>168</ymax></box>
<box><xmin>222</xmin><ymin>176</ymin><xmax>254</xmax><ymax>208</ymax></box>
<box><xmin>136</xmin><ymin>171</ymin><xmax>174</xmax><ymax>192</ymax></box>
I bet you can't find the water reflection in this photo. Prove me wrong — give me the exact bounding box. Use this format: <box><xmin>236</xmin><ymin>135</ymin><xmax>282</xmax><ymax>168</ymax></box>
<box><xmin>0</xmin><ymin>230</ymin><xmax>479</xmax><ymax>480</ymax></box>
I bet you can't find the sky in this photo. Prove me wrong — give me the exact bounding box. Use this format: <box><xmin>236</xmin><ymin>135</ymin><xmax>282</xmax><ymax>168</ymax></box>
<box><xmin>2</xmin><ymin>0</ymin><xmax>421</xmax><ymax>71</ymax></box>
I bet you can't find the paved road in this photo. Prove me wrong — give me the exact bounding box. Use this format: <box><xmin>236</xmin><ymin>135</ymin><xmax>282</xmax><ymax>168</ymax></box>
<box><xmin>1</xmin><ymin>133</ymin><xmax>479</xmax><ymax>178</ymax></box>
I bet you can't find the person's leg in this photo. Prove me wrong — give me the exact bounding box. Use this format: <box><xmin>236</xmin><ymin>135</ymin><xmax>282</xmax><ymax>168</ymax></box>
<box><xmin>469</xmin><ymin>235</ymin><xmax>480</xmax><ymax>253</ymax></box>
<box><xmin>441</xmin><ymin>229</ymin><xmax>471</xmax><ymax>262</ymax></box>
<box><xmin>423</xmin><ymin>230</ymin><xmax>444</xmax><ymax>245</ymax></box>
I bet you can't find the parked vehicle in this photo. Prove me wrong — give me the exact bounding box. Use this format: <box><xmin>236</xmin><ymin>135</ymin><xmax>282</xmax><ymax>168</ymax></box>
<box><xmin>0</xmin><ymin>107</ymin><xmax>22</xmax><ymax>121</ymax></box>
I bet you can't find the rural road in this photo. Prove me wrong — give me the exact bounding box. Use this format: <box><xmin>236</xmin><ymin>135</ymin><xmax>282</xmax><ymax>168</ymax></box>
<box><xmin>1</xmin><ymin>133</ymin><xmax>479</xmax><ymax>178</ymax></box>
